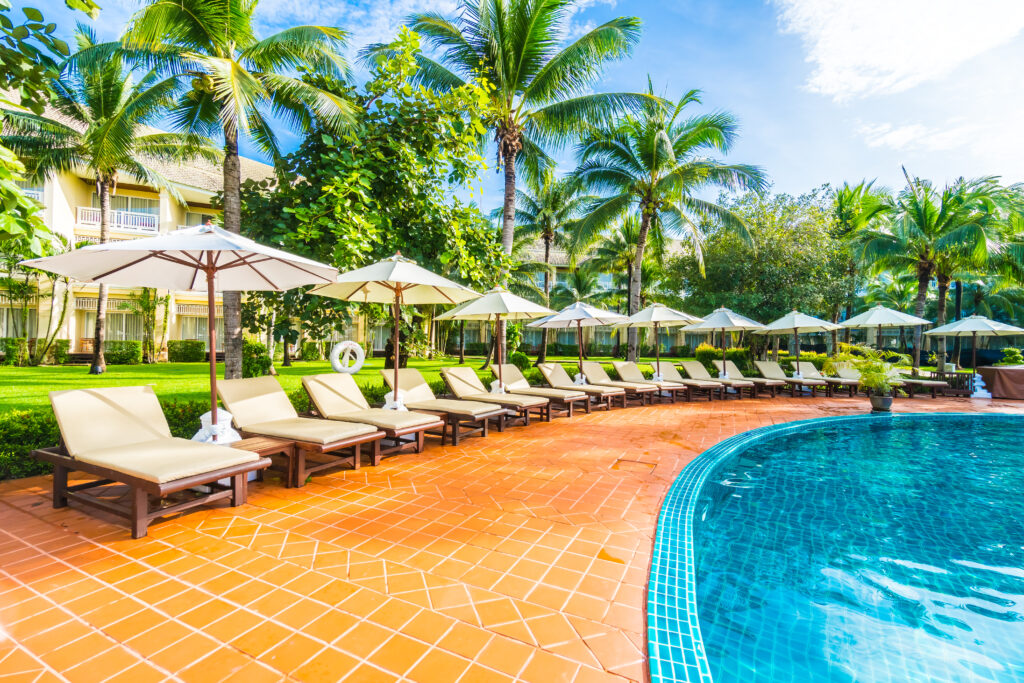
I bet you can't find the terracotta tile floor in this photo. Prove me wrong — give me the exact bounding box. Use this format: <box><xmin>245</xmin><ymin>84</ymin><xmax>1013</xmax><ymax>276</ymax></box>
<box><xmin>2</xmin><ymin>395</ymin><xmax>1022</xmax><ymax>682</ymax></box>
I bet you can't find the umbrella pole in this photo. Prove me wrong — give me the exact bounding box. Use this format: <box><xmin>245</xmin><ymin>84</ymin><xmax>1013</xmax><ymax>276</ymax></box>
<box><xmin>577</xmin><ymin>320</ymin><xmax>584</xmax><ymax>377</ymax></box>
<box><xmin>878</xmin><ymin>324</ymin><xmax>882</xmax><ymax>350</ymax></box>
<box><xmin>794</xmin><ymin>328</ymin><xmax>800</xmax><ymax>368</ymax></box>
<box><xmin>655</xmin><ymin>322</ymin><xmax>660</xmax><ymax>376</ymax></box>
<box><xmin>205</xmin><ymin>259</ymin><xmax>219</xmax><ymax>440</ymax></box>
<box><xmin>972</xmin><ymin>331</ymin><xmax>977</xmax><ymax>370</ymax></box>
<box><xmin>496</xmin><ymin>314</ymin><xmax>503</xmax><ymax>388</ymax></box>
<box><xmin>393</xmin><ymin>289</ymin><xmax>402</xmax><ymax>402</ymax></box>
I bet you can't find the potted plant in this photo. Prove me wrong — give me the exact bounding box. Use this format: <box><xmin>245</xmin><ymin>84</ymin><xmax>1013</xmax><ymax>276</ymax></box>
<box><xmin>826</xmin><ymin>344</ymin><xmax>910</xmax><ymax>412</ymax></box>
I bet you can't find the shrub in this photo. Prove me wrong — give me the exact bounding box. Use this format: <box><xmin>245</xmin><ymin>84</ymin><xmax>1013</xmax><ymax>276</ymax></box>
<box><xmin>1</xmin><ymin>337</ymin><xmax>29</xmax><ymax>366</ymax></box>
<box><xmin>509</xmin><ymin>351</ymin><xmax>530</xmax><ymax>370</ymax></box>
<box><xmin>670</xmin><ymin>345</ymin><xmax>692</xmax><ymax>358</ymax></box>
<box><xmin>361</xmin><ymin>381</ymin><xmax>389</xmax><ymax>405</ymax></box>
<box><xmin>0</xmin><ymin>408</ymin><xmax>60</xmax><ymax>480</ymax></box>
<box><xmin>780</xmin><ymin>351</ymin><xmax>828</xmax><ymax>373</ymax></box>
<box><xmin>159</xmin><ymin>399</ymin><xmax>209</xmax><ymax>439</ymax></box>
<box><xmin>242</xmin><ymin>339</ymin><xmax>272</xmax><ymax>378</ymax></box>
<box><xmin>104</xmin><ymin>340</ymin><xmax>142</xmax><ymax>365</ymax></box>
<box><xmin>50</xmin><ymin>339</ymin><xmax>71</xmax><ymax>364</ymax></box>
<box><xmin>167</xmin><ymin>339</ymin><xmax>206</xmax><ymax>362</ymax></box>
<box><xmin>288</xmin><ymin>388</ymin><xmax>311</xmax><ymax>414</ymax></box>
<box><xmin>301</xmin><ymin>341</ymin><xmax>323</xmax><ymax>361</ymax></box>
<box><xmin>694</xmin><ymin>342</ymin><xmax>721</xmax><ymax>372</ymax></box>
<box><xmin>996</xmin><ymin>347</ymin><xmax>1024</xmax><ymax>366</ymax></box>
<box><xmin>724</xmin><ymin>348</ymin><xmax>753</xmax><ymax>373</ymax></box>
<box><xmin>521</xmin><ymin>367</ymin><xmax>544</xmax><ymax>386</ymax></box>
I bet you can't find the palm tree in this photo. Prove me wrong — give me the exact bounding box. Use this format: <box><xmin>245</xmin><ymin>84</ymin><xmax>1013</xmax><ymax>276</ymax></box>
<box><xmin>856</xmin><ymin>169</ymin><xmax>1010</xmax><ymax>368</ymax></box>
<box><xmin>107</xmin><ymin>0</ymin><xmax>356</xmax><ymax>378</ymax></box>
<box><xmin>551</xmin><ymin>262</ymin><xmax>603</xmax><ymax>309</ymax></box>
<box><xmin>865</xmin><ymin>272</ymin><xmax>918</xmax><ymax>351</ymax></box>
<box><xmin>573</xmin><ymin>87</ymin><xmax>766</xmax><ymax>360</ymax></box>
<box><xmin>587</xmin><ymin>213</ymin><xmax>666</xmax><ymax>300</ymax></box>
<box><xmin>833</xmin><ymin>180</ymin><xmax>890</xmax><ymax>341</ymax></box>
<box><xmin>513</xmin><ymin>170</ymin><xmax>594</xmax><ymax>361</ymax></box>
<box><xmin>2</xmin><ymin>26</ymin><xmax>217</xmax><ymax>374</ymax></box>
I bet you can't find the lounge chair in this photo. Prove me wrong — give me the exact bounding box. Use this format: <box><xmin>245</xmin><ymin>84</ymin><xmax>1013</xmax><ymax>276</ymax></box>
<box><xmin>834</xmin><ymin>366</ymin><xmax>904</xmax><ymax>397</ymax></box>
<box><xmin>382</xmin><ymin>368</ymin><xmax>507</xmax><ymax>445</ymax></box>
<box><xmin>714</xmin><ymin>360</ymin><xmax>785</xmax><ymax>398</ymax></box>
<box><xmin>218</xmin><ymin>376</ymin><xmax>384</xmax><ymax>486</ymax></box>
<box><xmin>491</xmin><ymin>364</ymin><xmax>590</xmax><ymax>417</ymax></box>
<box><xmin>580</xmin><ymin>361</ymin><xmax>659</xmax><ymax>405</ymax></box>
<box><xmin>537</xmin><ymin>363</ymin><xmax>627</xmax><ymax>410</ymax></box>
<box><xmin>302</xmin><ymin>373</ymin><xmax>444</xmax><ymax>457</ymax></box>
<box><xmin>795</xmin><ymin>361</ymin><xmax>859</xmax><ymax>397</ymax></box>
<box><xmin>612</xmin><ymin>361</ymin><xmax>691</xmax><ymax>402</ymax></box>
<box><xmin>441</xmin><ymin>366</ymin><xmax>551</xmax><ymax>425</ymax></box>
<box><xmin>33</xmin><ymin>386</ymin><xmax>270</xmax><ymax>538</ymax></box>
<box><xmin>753</xmin><ymin>360</ymin><xmax>828</xmax><ymax>397</ymax></box>
<box><xmin>658</xmin><ymin>363</ymin><xmax>724</xmax><ymax>400</ymax></box>
<box><xmin>893</xmin><ymin>368</ymin><xmax>949</xmax><ymax>398</ymax></box>
<box><xmin>679</xmin><ymin>361</ymin><xmax>756</xmax><ymax>398</ymax></box>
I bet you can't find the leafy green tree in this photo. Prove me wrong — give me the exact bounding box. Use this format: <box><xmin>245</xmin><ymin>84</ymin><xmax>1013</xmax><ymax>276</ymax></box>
<box><xmin>107</xmin><ymin>0</ymin><xmax>357</xmax><ymax>378</ymax></box>
<box><xmin>832</xmin><ymin>180</ymin><xmax>891</xmax><ymax>341</ymax></box>
<box><xmin>574</xmin><ymin>87</ymin><xmax>767</xmax><ymax>360</ymax></box>
<box><xmin>2</xmin><ymin>26</ymin><xmax>218</xmax><ymax>374</ymax></box>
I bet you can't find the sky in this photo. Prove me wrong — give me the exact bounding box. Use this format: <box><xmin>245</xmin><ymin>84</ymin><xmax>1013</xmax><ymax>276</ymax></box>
<box><xmin>22</xmin><ymin>0</ymin><xmax>1024</xmax><ymax>210</ymax></box>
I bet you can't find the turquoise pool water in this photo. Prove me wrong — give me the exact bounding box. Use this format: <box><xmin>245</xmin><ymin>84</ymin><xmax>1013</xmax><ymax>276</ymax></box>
<box><xmin>648</xmin><ymin>414</ymin><xmax>1024</xmax><ymax>682</ymax></box>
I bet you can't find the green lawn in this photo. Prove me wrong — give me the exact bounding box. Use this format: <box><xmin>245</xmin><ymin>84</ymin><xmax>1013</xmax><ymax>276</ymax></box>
<box><xmin>0</xmin><ymin>355</ymin><xmax>671</xmax><ymax>413</ymax></box>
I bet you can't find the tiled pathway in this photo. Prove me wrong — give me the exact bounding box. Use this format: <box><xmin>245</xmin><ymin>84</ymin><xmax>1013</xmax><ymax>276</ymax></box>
<box><xmin>1</xmin><ymin>396</ymin><xmax>1021</xmax><ymax>682</ymax></box>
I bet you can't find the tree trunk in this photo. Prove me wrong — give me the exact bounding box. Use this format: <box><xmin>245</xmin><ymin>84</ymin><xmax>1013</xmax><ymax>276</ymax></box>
<box><xmin>282</xmin><ymin>339</ymin><xmax>291</xmax><ymax>367</ymax></box>
<box><xmin>627</xmin><ymin>210</ymin><xmax>652</xmax><ymax>361</ymax></box>
<box><xmin>537</xmin><ymin>235</ymin><xmax>551</xmax><ymax>364</ymax></box>
<box><xmin>497</xmin><ymin>146</ymin><xmax>518</xmax><ymax>374</ymax></box>
<box><xmin>912</xmin><ymin>267</ymin><xmax>931</xmax><ymax>369</ymax></box>
<box><xmin>221</xmin><ymin>124</ymin><xmax>243</xmax><ymax>379</ymax></box>
<box><xmin>90</xmin><ymin>178</ymin><xmax>111</xmax><ymax>374</ymax></box>
<box><xmin>844</xmin><ymin>303</ymin><xmax>853</xmax><ymax>344</ymax></box>
<box><xmin>459</xmin><ymin>320</ymin><xmax>465</xmax><ymax>364</ymax></box>
<box><xmin>935</xmin><ymin>274</ymin><xmax>950</xmax><ymax>368</ymax></box>
<box><xmin>952</xmin><ymin>280</ymin><xmax>963</xmax><ymax>367</ymax></box>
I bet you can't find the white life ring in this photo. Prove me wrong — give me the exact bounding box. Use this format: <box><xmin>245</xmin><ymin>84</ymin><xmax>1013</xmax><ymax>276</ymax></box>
<box><xmin>330</xmin><ymin>341</ymin><xmax>365</xmax><ymax>374</ymax></box>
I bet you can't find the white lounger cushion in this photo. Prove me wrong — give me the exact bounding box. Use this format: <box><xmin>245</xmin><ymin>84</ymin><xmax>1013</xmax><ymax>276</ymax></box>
<box><xmin>241</xmin><ymin>417</ymin><xmax>377</xmax><ymax>444</ymax></box>
<box><xmin>492</xmin><ymin>365</ymin><xmax>586</xmax><ymax>400</ymax></box>
<box><xmin>76</xmin><ymin>438</ymin><xmax>259</xmax><ymax>484</ymax></box>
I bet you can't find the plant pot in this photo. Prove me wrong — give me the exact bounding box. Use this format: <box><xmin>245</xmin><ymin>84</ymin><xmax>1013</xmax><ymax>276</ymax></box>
<box><xmin>869</xmin><ymin>395</ymin><xmax>893</xmax><ymax>412</ymax></box>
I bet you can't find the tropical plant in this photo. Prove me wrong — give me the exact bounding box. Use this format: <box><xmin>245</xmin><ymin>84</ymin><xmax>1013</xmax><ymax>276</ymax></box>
<box><xmin>105</xmin><ymin>0</ymin><xmax>357</xmax><ymax>379</ymax></box>
<box><xmin>2</xmin><ymin>26</ymin><xmax>219</xmax><ymax>374</ymax></box>
<box><xmin>587</xmin><ymin>213</ymin><xmax>666</xmax><ymax>302</ymax></box>
<box><xmin>551</xmin><ymin>261</ymin><xmax>604</xmax><ymax>309</ymax></box>
<box><xmin>573</xmin><ymin>86</ymin><xmax>766</xmax><ymax>359</ymax></box>
<box><xmin>855</xmin><ymin>169</ymin><xmax>1012</xmax><ymax>368</ymax></box>
<box><xmin>826</xmin><ymin>343</ymin><xmax>909</xmax><ymax>396</ymax></box>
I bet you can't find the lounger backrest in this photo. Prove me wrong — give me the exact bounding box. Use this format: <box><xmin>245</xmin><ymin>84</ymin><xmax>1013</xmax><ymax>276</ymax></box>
<box><xmin>302</xmin><ymin>373</ymin><xmax>371</xmax><ymax>418</ymax></box>
<box><xmin>441</xmin><ymin>366</ymin><xmax>488</xmax><ymax>398</ymax></box>
<box><xmin>612</xmin><ymin>361</ymin><xmax>645</xmax><ymax>383</ymax></box>
<box><xmin>753</xmin><ymin>360</ymin><xmax>788</xmax><ymax>380</ymax></box>
<box><xmin>538</xmin><ymin>362</ymin><xmax>574</xmax><ymax>387</ymax></box>
<box><xmin>659</xmin><ymin>363</ymin><xmax>685</xmax><ymax>382</ymax></box>
<box><xmin>581</xmin><ymin>361</ymin><xmax>612</xmax><ymax>384</ymax></box>
<box><xmin>836</xmin><ymin>367</ymin><xmax>860</xmax><ymax>381</ymax></box>
<box><xmin>493</xmin><ymin>364</ymin><xmax>530</xmax><ymax>390</ymax></box>
<box><xmin>795</xmin><ymin>362</ymin><xmax>824</xmax><ymax>378</ymax></box>
<box><xmin>50</xmin><ymin>385</ymin><xmax>171</xmax><ymax>457</ymax></box>
<box><xmin>723</xmin><ymin>360</ymin><xmax>747</xmax><ymax>378</ymax></box>
<box><xmin>218</xmin><ymin>376</ymin><xmax>298</xmax><ymax>429</ymax></box>
<box><xmin>381</xmin><ymin>368</ymin><xmax>436</xmax><ymax>402</ymax></box>
<box><xmin>680</xmin><ymin>361</ymin><xmax>713</xmax><ymax>381</ymax></box>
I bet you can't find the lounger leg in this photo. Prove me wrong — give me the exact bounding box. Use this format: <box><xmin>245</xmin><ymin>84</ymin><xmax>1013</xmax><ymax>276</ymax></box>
<box><xmin>352</xmin><ymin>443</ymin><xmax>361</xmax><ymax>470</ymax></box>
<box><xmin>52</xmin><ymin>463</ymin><xmax>68</xmax><ymax>509</ymax></box>
<box><xmin>295</xmin><ymin>449</ymin><xmax>307</xmax><ymax>487</ymax></box>
<box><xmin>523</xmin><ymin>408</ymin><xmax>530</xmax><ymax>427</ymax></box>
<box><xmin>481</xmin><ymin>416</ymin><xmax>489</xmax><ymax>438</ymax></box>
<box><xmin>231</xmin><ymin>473</ymin><xmax>247</xmax><ymax>506</ymax></box>
<box><xmin>416</xmin><ymin>429</ymin><xmax>425</xmax><ymax>453</ymax></box>
<box><xmin>131</xmin><ymin>488</ymin><xmax>148</xmax><ymax>539</ymax></box>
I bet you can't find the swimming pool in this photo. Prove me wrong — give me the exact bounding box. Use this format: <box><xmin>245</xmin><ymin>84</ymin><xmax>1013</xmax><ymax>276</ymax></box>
<box><xmin>648</xmin><ymin>413</ymin><xmax>1024</xmax><ymax>682</ymax></box>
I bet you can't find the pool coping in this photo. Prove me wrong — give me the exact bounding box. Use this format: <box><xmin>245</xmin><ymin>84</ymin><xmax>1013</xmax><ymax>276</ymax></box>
<box><xmin>645</xmin><ymin>411</ymin><xmax>1017</xmax><ymax>683</ymax></box>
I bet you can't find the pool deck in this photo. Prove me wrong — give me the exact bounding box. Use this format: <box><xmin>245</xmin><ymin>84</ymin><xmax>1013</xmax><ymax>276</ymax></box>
<box><xmin>1</xmin><ymin>396</ymin><xmax>1022</xmax><ymax>682</ymax></box>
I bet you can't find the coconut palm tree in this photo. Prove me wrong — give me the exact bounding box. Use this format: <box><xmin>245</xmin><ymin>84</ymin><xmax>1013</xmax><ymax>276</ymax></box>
<box><xmin>513</xmin><ymin>170</ymin><xmax>594</xmax><ymax>361</ymax></box>
<box><xmin>833</xmin><ymin>180</ymin><xmax>891</xmax><ymax>341</ymax></box>
<box><xmin>2</xmin><ymin>25</ymin><xmax>218</xmax><ymax>374</ymax></box>
<box><xmin>92</xmin><ymin>0</ymin><xmax>357</xmax><ymax>378</ymax></box>
<box><xmin>856</xmin><ymin>169</ymin><xmax>1011</xmax><ymax>367</ymax></box>
<box><xmin>573</xmin><ymin>87</ymin><xmax>766</xmax><ymax>360</ymax></box>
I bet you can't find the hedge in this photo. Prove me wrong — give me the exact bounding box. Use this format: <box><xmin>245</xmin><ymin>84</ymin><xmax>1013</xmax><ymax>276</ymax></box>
<box><xmin>301</xmin><ymin>341</ymin><xmax>323</xmax><ymax>361</ymax></box>
<box><xmin>51</xmin><ymin>339</ymin><xmax>71</xmax><ymax>364</ymax></box>
<box><xmin>242</xmin><ymin>339</ymin><xmax>272</xmax><ymax>378</ymax></box>
<box><xmin>779</xmin><ymin>351</ymin><xmax>829</xmax><ymax>372</ymax></box>
<box><xmin>694</xmin><ymin>344</ymin><xmax>753</xmax><ymax>374</ymax></box>
<box><xmin>1</xmin><ymin>337</ymin><xmax>29</xmax><ymax>366</ymax></box>
<box><xmin>167</xmin><ymin>339</ymin><xmax>206</xmax><ymax>362</ymax></box>
<box><xmin>104</xmin><ymin>340</ymin><xmax>142</xmax><ymax>365</ymax></box>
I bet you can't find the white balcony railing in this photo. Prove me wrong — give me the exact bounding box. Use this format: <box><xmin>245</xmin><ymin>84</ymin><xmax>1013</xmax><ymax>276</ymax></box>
<box><xmin>77</xmin><ymin>206</ymin><xmax>159</xmax><ymax>233</ymax></box>
<box><xmin>22</xmin><ymin>189</ymin><xmax>43</xmax><ymax>202</ymax></box>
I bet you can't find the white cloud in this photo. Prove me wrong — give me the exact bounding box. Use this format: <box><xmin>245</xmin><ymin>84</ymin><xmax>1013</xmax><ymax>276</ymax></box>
<box><xmin>774</xmin><ymin>0</ymin><xmax>1024</xmax><ymax>102</ymax></box>
<box><xmin>856</xmin><ymin>120</ymin><xmax>981</xmax><ymax>152</ymax></box>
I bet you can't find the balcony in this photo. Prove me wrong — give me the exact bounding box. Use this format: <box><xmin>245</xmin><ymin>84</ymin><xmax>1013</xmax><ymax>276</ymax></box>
<box><xmin>22</xmin><ymin>188</ymin><xmax>43</xmax><ymax>202</ymax></box>
<box><xmin>77</xmin><ymin>206</ymin><xmax>159</xmax><ymax>234</ymax></box>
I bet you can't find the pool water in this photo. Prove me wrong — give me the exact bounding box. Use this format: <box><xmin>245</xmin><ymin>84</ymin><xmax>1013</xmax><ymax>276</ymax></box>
<box><xmin>648</xmin><ymin>414</ymin><xmax>1024</xmax><ymax>683</ymax></box>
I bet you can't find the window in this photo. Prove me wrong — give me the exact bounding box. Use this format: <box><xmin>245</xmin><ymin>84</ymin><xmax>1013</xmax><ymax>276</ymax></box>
<box><xmin>0</xmin><ymin>308</ymin><xmax>37</xmax><ymax>337</ymax></box>
<box><xmin>593</xmin><ymin>330</ymin><xmax>616</xmax><ymax>346</ymax></box>
<box><xmin>372</xmin><ymin>325</ymin><xmax>390</xmax><ymax>351</ymax></box>
<box><xmin>179</xmin><ymin>316</ymin><xmax>224</xmax><ymax>349</ymax></box>
<box><xmin>597</xmin><ymin>273</ymin><xmax>614</xmax><ymax>291</ymax></box>
<box><xmin>185</xmin><ymin>211</ymin><xmax>217</xmax><ymax>226</ymax></box>
<box><xmin>81</xmin><ymin>311</ymin><xmax>143</xmax><ymax>341</ymax></box>
<box><xmin>556</xmin><ymin>329</ymin><xmax>577</xmax><ymax>345</ymax></box>
<box><xmin>91</xmin><ymin>194</ymin><xmax>160</xmax><ymax>215</ymax></box>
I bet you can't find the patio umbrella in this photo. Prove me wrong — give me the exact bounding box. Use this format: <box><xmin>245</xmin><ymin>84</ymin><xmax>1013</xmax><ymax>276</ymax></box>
<box><xmin>528</xmin><ymin>301</ymin><xmax>627</xmax><ymax>379</ymax></box>
<box><xmin>22</xmin><ymin>223</ymin><xmax>338</xmax><ymax>439</ymax></box>
<box><xmin>758</xmin><ymin>310</ymin><xmax>841</xmax><ymax>375</ymax></box>
<box><xmin>924</xmin><ymin>315</ymin><xmax>1024</xmax><ymax>369</ymax></box>
<box><xmin>841</xmin><ymin>305</ymin><xmax>931</xmax><ymax>353</ymax></box>
<box><xmin>681</xmin><ymin>308</ymin><xmax>763</xmax><ymax>377</ymax></box>
<box><xmin>615</xmin><ymin>303</ymin><xmax>703</xmax><ymax>379</ymax></box>
<box><xmin>436</xmin><ymin>286</ymin><xmax>554</xmax><ymax>391</ymax></box>
<box><xmin>308</xmin><ymin>253</ymin><xmax>481</xmax><ymax>408</ymax></box>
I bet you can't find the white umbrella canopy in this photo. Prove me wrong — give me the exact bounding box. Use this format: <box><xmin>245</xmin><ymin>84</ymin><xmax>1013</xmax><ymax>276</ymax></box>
<box><xmin>615</xmin><ymin>303</ymin><xmax>703</xmax><ymax>377</ymax></box>
<box><xmin>757</xmin><ymin>310</ymin><xmax>841</xmax><ymax>370</ymax></box>
<box><xmin>841</xmin><ymin>304</ymin><xmax>931</xmax><ymax>357</ymax></box>
<box><xmin>436</xmin><ymin>287</ymin><xmax>554</xmax><ymax>390</ymax></box>
<box><xmin>22</xmin><ymin>223</ymin><xmax>339</xmax><ymax>439</ymax></box>
<box><xmin>308</xmin><ymin>253</ymin><xmax>482</xmax><ymax>408</ymax></box>
<box><xmin>925</xmin><ymin>315</ymin><xmax>1024</xmax><ymax>369</ymax></box>
<box><xmin>682</xmin><ymin>307</ymin><xmax>764</xmax><ymax>333</ymax></box>
<box><xmin>528</xmin><ymin>302</ymin><xmax>628</xmax><ymax>376</ymax></box>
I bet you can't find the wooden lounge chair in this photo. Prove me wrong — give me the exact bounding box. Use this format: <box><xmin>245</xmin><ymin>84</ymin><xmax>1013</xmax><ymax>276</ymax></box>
<box><xmin>302</xmin><ymin>373</ymin><xmax>444</xmax><ymax>457</ymax></box>
<box><xmin>382</xmin><ymin>368</ymin><xmax>507</xmax><ymax>445</ymax></box>
<box><xmin>537</xmin><ymin>363</ymin><xmax>627</xmax><ymax>410</ymax></box>
<box><xmin>580</xmin><ymin>361</ymin><xmax>658</xmax><ymax>405</ymax></box>
<box><xmin>679</xmin><ymin>361</ymin><xmax>756</xmax><ymax>398</ymax></box>
<box><xmin>794</xmin><ymin>361</ymin><xmax>859</xmax><ymax>397</ymax></box>
<box><xmin>893</xmin><ymin>368</ymin><xmax>949</xmax><ymax>398</ymax></box>
<box><xmin>33</xmin><ymin>386</ymin><xmax>270</xmax><ymax>538</ymax></box>
<box><xmin>491</xmin><ymin>364</ymin><xmax>590</xmax><ymax>417</ymax></box>
<box><xmin>753</xmin><ymin>360</ymin><xmax>828</xmax><ymax>397</ymax></box>
<box><xmin>612</xmin><ymin>361</ymin><xmax>691</xmax><ymax>402</ymax></box>
<box><xmin>658</xmin><ymin>363</ymin><xmax>724</xmax><ymax>400</ymax></box>
<box><xmin>441</xmin><ymin>366</ymin><xmax>551</xmax><ymax>425</ymax></box>
<box><xmin>218</xmin><ymin>376</ymin><xmax>384</xmax><ymax>486</ymax></box>
<box><xmin>714</xmin><ymin>360</ymin><xmax>785</xmax><ymax>397</ymax></box>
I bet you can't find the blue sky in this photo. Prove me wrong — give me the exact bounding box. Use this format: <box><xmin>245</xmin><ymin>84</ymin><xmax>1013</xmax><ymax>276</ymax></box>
<box><xmin>22</xmin><ymin>0</ymin><xmax>1024</xmax><ymax>210</ymax></box>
